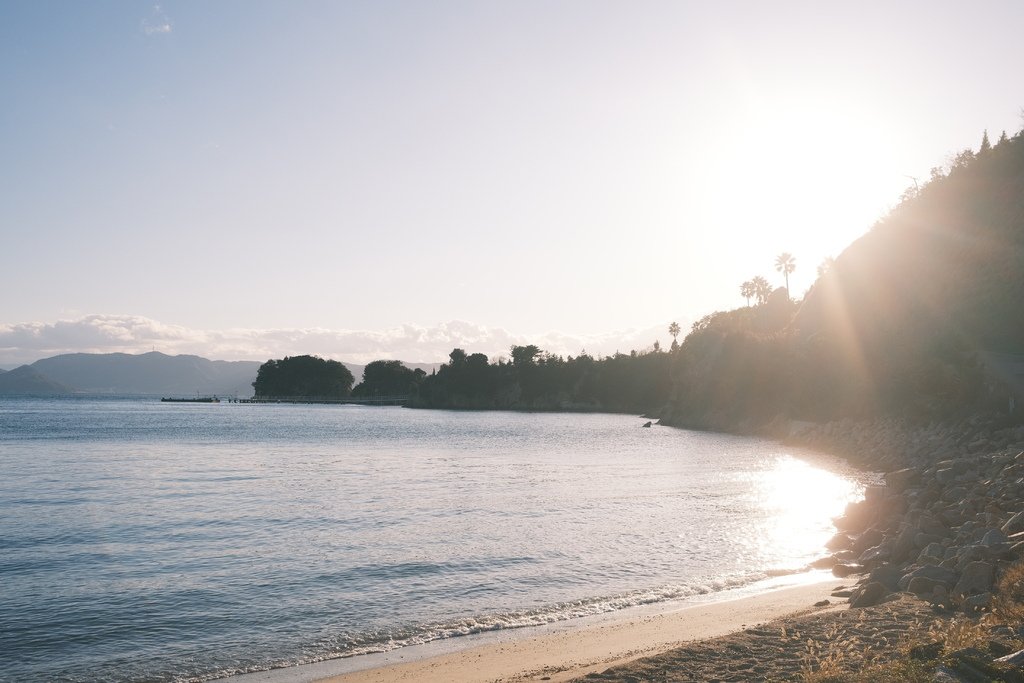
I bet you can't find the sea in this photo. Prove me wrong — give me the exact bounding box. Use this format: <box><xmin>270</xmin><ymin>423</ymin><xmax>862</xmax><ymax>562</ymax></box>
<box><xmin>0</xmin><ymin>397</ymin><xmax>866</xmax><ymax>682</ymax></box>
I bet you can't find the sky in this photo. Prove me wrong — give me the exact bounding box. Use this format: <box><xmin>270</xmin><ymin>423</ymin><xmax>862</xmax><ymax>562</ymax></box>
<box><xmin>2</xmin><ymin>1</ymin><xmax>1023</xmax><ymax>366</ymax></box>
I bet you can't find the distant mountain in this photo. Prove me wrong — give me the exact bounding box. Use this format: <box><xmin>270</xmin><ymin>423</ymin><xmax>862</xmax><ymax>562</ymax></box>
<box><xmin>31</xmin><ymin>352</ymin><xmax>262</xmax><ymax>396</ymax></box>
<box><xmin>0</xmin><ymin>365</ymin><xmax>75</xmax><ymax>395</ymax></box>
<box><xmin>22</xmin><ymin>352</ymin><xmax>441</xmax><ymax>397</ymax></box>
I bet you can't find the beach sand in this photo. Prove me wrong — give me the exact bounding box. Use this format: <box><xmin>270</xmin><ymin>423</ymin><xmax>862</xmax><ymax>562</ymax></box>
<box><xmin>310</xmin><ymin>579</ymin><xmax>848</xmax><ymax>683</ymax></box>
<box><xmin>227</xmin><ymin>576</ymin><xmax>943</xmax><ymax>683</ymax></box>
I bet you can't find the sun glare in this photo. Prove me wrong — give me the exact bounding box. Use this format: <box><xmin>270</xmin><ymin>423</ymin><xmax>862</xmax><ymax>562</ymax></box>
<box><xmin>705</xmin><ymin>97</ymin><xmax>899</xmax><ymax>275</ymax></box>
<box><xmin>753</xmin><ymin>455</ymin><xmax>863</xmax><ymax>567</ymax></box>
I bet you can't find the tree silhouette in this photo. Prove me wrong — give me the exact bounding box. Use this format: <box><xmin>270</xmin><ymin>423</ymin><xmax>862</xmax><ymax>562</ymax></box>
<box><xmin>775</xmin><ymin>253</ymin><xmax>796</xmax><ymax>297</ymax></box>
<box><xmin>740</xmin><ymin>280</ymin><xmax>755</xmax><ymax>306</ymax></box>
<box><xmin>668</xmin><ymin>321</ymin><xmax>681</xmax><ymax>351</ymax></box>
<box><xmin>817</xmin><ymin>256</ymin><xmax>835</xmax><ymax>279</ymax></box>
<box><xmin>980</xmin><ymin>129</ymin><xmax>992</xmax><ymax>154</ymax></box>
<box><xmin>751</xmin><ymin>275</ymin><xmax>771</xmax><ymax>305</ymax></box>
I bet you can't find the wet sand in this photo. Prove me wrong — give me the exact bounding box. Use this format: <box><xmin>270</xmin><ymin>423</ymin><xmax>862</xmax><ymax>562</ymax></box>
<box><xmin>286</xmin><ymin>579</ymin><xmax>845</xmax><ymax>683</ymax></box>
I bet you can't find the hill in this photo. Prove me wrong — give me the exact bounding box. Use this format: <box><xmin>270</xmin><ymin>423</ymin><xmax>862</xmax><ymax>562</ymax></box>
<box><xmin>0</xmin><ymin>365</ymin><xmax>75</xmax><ymax>395</ymax></box>
<box><xmin>31</xmin><ymin>352</ymin><xmax>261</xmax><ymax>396</ymax></box>
<box><xmin>663</xmin><ymin>126</ymin><xmax>1024</xmax><ymax>428</ymax></box>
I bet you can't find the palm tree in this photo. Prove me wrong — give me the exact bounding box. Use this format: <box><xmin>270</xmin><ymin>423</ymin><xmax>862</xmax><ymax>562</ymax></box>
<box><xmin>775</xmin><ymin>252</ymin><xmax>796</xmax><ymax>297</ymax></box>
<box><xmin>751</xmin><ymin>275</ymin><xmax>771</xmax><ymax>305</ymax></box>
<box><xmin>740</xmin><ymin>280</ymin><xmax>755</xmax><ymax>307</ymax></box>
<box><xmin>668</xmin><ymin>321</ymin><xmax>680</xmax><ymax>343</ymax></box>
<box><xmin>817</xmin><ymin>256</ymin><xmax>835</xmax><ymax>279</ymax></box>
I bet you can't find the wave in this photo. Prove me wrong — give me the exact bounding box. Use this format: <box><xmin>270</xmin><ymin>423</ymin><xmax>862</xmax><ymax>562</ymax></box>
<box><xmin>197</xmin><ymin>568</ymin><xmax>814</xmax><ymax>682</ymax></box>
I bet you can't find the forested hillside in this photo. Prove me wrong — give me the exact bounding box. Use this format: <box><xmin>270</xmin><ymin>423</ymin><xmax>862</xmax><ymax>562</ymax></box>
<box><xmin>663</xmin><ymin>126</ymin><xmax>1024</xmax><ymax>429</ymax></box>
<box><xmin>410</xmin><ymin>345</ymin><xmax>670</xmax><ymax>414</ymax></box>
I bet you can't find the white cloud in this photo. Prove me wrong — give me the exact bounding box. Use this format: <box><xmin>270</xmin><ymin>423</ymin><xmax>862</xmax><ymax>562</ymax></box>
<box><xmin>142</xmin><ymin>4</ymin><xmax>172</xmax><ymax>35</ymax></box>
<box><xmin>0</xmin><ymin>314</ymin><xmax>673</xmax><ymax>367</ymax></box>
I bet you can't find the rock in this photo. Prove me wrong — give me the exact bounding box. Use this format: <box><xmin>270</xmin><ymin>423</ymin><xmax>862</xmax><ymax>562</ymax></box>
<box><xmin>909</xmin><ymin>576</ymin><xmax>943</xmax><ymax>596</ymax></box>
<box><xmin>885</xmin><ymin>467</ymin><xmax>921</xmax><ymax>492</ymax></box>
<box><xmin>810</xmin><ymin>556</ymin><xmax>835</xmax><ymax>569</ymax></box>
<box><xmin>832</xmin><ymin>563</ymin><xmax>865</xmax><ymax>578</ymax></box>
<box><xmin>852</xmin><ymin>528</ymin><xmax>885</xmax><ymax>554</ymax></box>
<box><xmin>849</xmin><ymin>581</ymin><xmax>888</xmax><ymax>608</ymax></box>
<box><xmin>835</xmin><ymin>499</ymin><xmax>875</xmax><ymax>533</ymax></box>
<box><xmin>864</xmin><ymin>485</ymin><xmax>889</xmax><ymax>501</ymax></box>
<box><xmin>1002</xmin><ymin>511</ymin><xmax>1024</xmax><ymax>535</ymax></box>
<box><xmin>869</xmin><ymin>564</ymin><xmax>904</xmax><ymax>591</ymax></box>
<box><xmin>899</xmin><ymin>565</ymin><xmax>958</xmax><ymax>591</ymax></box>
<box><xmin>814</xmin><ymin>599</ymin><xmax>830</xmax><ymax>607</ymax></box>
<box><xmin>962</xmin><ymin>592</ymin><xmax>992</xmax><ymax>612</ymax></box>
<box><xmin>825</xmin><ymin>532</ymin><xmax>853</xmax><ymax>551</ymax></box>
<box><xmin>932</xmin><ymin>665</ymin><xmax>967</xmax><ymax>682</ymax></box>
<box><xmin>892</xmin><ymin>524</ymin><xmax>919</xmax><ymax>563</ymax></box>
<box><xmin>919</xmin><ymin>542</ymin><xmax>946</xmax><ymax>563</ymax></box>
<box><xmin>954</xmin><ymin>561</ymin><xmax>995</xmax><ymax>597</ymax></box>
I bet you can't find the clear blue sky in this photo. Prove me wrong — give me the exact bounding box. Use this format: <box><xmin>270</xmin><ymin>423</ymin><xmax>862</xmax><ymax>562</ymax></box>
<box><xmin>2</xmin><ymin>1</ymin><xmax>1023</xmax><ymax>364</ymax></box>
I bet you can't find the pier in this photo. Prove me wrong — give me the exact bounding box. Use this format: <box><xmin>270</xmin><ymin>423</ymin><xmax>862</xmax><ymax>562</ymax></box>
<box><xmin>229</xmin><ymin>395</ymin><xmax>409</xmax><ymax>406</ymax></box>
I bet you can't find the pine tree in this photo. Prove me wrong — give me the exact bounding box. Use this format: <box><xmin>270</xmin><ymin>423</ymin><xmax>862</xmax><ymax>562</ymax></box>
<box><xmin>980</xmin><ymin>129</ymin><xmax>992</xmax><ymax>154</ymax></box>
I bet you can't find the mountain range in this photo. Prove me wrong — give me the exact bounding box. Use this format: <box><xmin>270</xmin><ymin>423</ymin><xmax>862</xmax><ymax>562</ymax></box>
<box><xmin>0</xmin><ymin>352</ymin><xmax>439</xmax><ymax>396</ymax></box>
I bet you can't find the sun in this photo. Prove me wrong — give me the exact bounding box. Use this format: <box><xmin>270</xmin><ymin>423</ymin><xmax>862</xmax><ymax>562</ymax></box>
<box><xmin>702</xmin><ymin>95</ymin><xmax>903</xmax><ymax>282</ymax></box>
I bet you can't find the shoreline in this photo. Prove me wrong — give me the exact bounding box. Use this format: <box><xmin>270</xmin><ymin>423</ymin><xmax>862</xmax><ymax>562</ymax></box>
<box><xmin>224</xmin><ymin>572</ymin><xmax>842</xmax><ymax>683</ymax></box>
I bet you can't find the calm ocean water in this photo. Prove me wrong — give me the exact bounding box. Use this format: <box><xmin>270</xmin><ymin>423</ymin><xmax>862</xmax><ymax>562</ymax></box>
<box><xmin>0</xmin><ymin>397</ymin><xmax>864</xmax><ymax>682</ymax></box>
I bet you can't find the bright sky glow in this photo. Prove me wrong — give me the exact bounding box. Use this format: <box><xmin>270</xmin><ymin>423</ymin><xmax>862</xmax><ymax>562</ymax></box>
<box><xmin>2</xmin><ymin>1</ymin><xmax>1023</xmax><ymax>365</ymax></box>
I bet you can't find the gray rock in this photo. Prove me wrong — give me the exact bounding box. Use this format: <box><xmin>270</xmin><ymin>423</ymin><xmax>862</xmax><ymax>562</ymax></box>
<box><xmin>852</xmin><ymin>528</ymin><xmax>884</xmax><ymax>554</ymax></box>
<box><xmin>869</xmin><ymin>564</ymin><xmax>903</xmax><ymax>591</ymax></box>
<box><xmin>962</xmin><ymin>592</ymin><xmax>992</xmax><ymax>612</ymax></box>
<box><xmin>953</xmin><ymin>561</ymin><xmax>994</xmax><ymax>597</ymax></box>
<box><xmin>899</xmin><ymin>565</ymin><xmax>958</xmax><ymax>591</ymax></box>
<box><xmin>932</xmin><ymin>665</ymin><xmax>968</xmax><ymax>682</ymax></box>
<box><xmin>850</xmin><ymin>581</ymin><xmax>888</xmax><ymax>608</ymax></box>
<box><xmin>885</xmin><ymin>467</ymin><xmax>921</xmax><ymax>492</ymax></box>
<box><xmin>919</xmin><ymin>542</ymin><xmax>946</xmax><ymax>562</ymax></box>
<box><xmin>832</xmin><ymin>563</ymin><xmax>865</xmax><ymax>578</ymax></box>
<box><xmin>1002</xmin><ymin>510</ymin><xmax>1024</xmax><ymax>535</ymax></box>
<box><xmin>908</xmin><ymin>576</ymin><xmax>943</xmax><ymax>595</ymax></box>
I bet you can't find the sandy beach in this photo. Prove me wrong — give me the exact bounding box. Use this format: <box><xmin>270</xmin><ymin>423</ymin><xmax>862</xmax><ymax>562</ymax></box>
<box><xmin>320</xmin><ymin>580</ymin><xmax>842</xmax><ymax>683</ymax></box>
<box><xmin>228</xmin><ymin>577</ymin><xmax>850</xmax><ymax>683</ymax></box>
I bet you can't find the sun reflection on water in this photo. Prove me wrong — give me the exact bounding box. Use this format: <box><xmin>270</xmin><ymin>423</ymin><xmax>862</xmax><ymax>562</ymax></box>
<box><xmin>748</xmin><ymin>455</ymin><xmax>864</xmax><ymax>569</ymax></box>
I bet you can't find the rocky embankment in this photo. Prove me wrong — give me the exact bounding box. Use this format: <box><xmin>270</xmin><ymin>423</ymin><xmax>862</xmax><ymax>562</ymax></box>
<box><xmin>788</xmin><ymin>414</ymin><xmax>1024</xmax><ymax>678</ymax></box>
<box><xmin>786</xmin><ymin>414</ymin><xmax>1024</xmax><ymax>609</ymax></box>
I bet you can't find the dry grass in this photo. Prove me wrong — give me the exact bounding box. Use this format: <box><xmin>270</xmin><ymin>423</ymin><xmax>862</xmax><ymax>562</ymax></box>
<box><xmin>992</xmin><ymin>559</ymin><xmax>1024</xmax><ymax>623</ymax></box>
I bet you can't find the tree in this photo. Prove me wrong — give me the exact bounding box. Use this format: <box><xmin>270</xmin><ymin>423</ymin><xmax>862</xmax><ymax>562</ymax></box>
<box><xmin>751</xmin><ymin>275</ymin><xmax>771</xmax><ymax>305</ymax></box>
<box><xmin>510</xmin><ymin>345</ymin><xmax>541</xmax><ymax>367</ymax></box>
<box><xmin>668</xmin><ymin>321</ymin><xmax>681</xmax><ymax>343</ymax></box>
<box><xmin>740</xmin><ymin>280</ymin><xmax>755</xmax><ymax>306</ymax></box>
<box><xmin>817</xmin><ymin>257</ymin><xmax>835</xmax><ymax>279</ymax></box>
<box><xmin>352</xmin><ymin>360</ymin><xmax>423</xmax><ymax>397</ymax></box>
<box><xmin>775</xmin><ymin>252</ymin><xmax>796</xmax><ymax>297</ymax></box>
<box><xmin>252</xmin><ymin>355</ymin><xmax>354</xmax><ymax>398</ymax></box>
<box><xmin>980</xmin><ymin>129</ymin><xmax>992</xmax><ymax>154</ymax></box>
<box><xmin>448</xmin><ymin>348</ymin><xmax>467</xmax><ymax>367</ymax></box>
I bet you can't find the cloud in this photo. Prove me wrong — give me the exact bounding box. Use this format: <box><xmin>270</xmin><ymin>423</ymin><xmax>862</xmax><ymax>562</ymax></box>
<box><xmin>0</xmin><ymin>314</ymin><xmax>672</xmax><ymax>367</ymax></box>
<box><xmin>142</xmin><ymin>4</ymin><xmax>172</xmax><ymax>35</ymax></box>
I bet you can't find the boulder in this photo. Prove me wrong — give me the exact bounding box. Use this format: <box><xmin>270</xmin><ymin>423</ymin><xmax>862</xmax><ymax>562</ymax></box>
<box><xmin>868</xmin><ymin>564</ymin><xmax>904</xmax><ymax>591</ymax></box>
<box><xmin>898</xmin><ymin>565</ymin><xmax>958</xmax><ymax>591</ymax></box>
<box><xmin>849</xmin><ymin>581</ymin><xmax>888</xmax><ymax>608</ymax></box>
<box><xmin>962</xmin><ymin>592</ymin><xmax>992</xmax><ymax>612</ymax></box>
<box><xmin>884</xmin><ymin>467</ymin><xmax>921</xmax><ymax>492</ymax></box>
<box><xmin>1002</xmin><ymin>511</ymin><xmax>1024</xmax><ymax>535</ymax></box>
<box><xmin>832</xmin><ymin>563</ymin><xmax>865</xmax><ymax>578</ymax></box>
<box><xmin>954</xmin><ymin>561</ymin><xmax>995</xmax><ymax>597</ymax></box>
